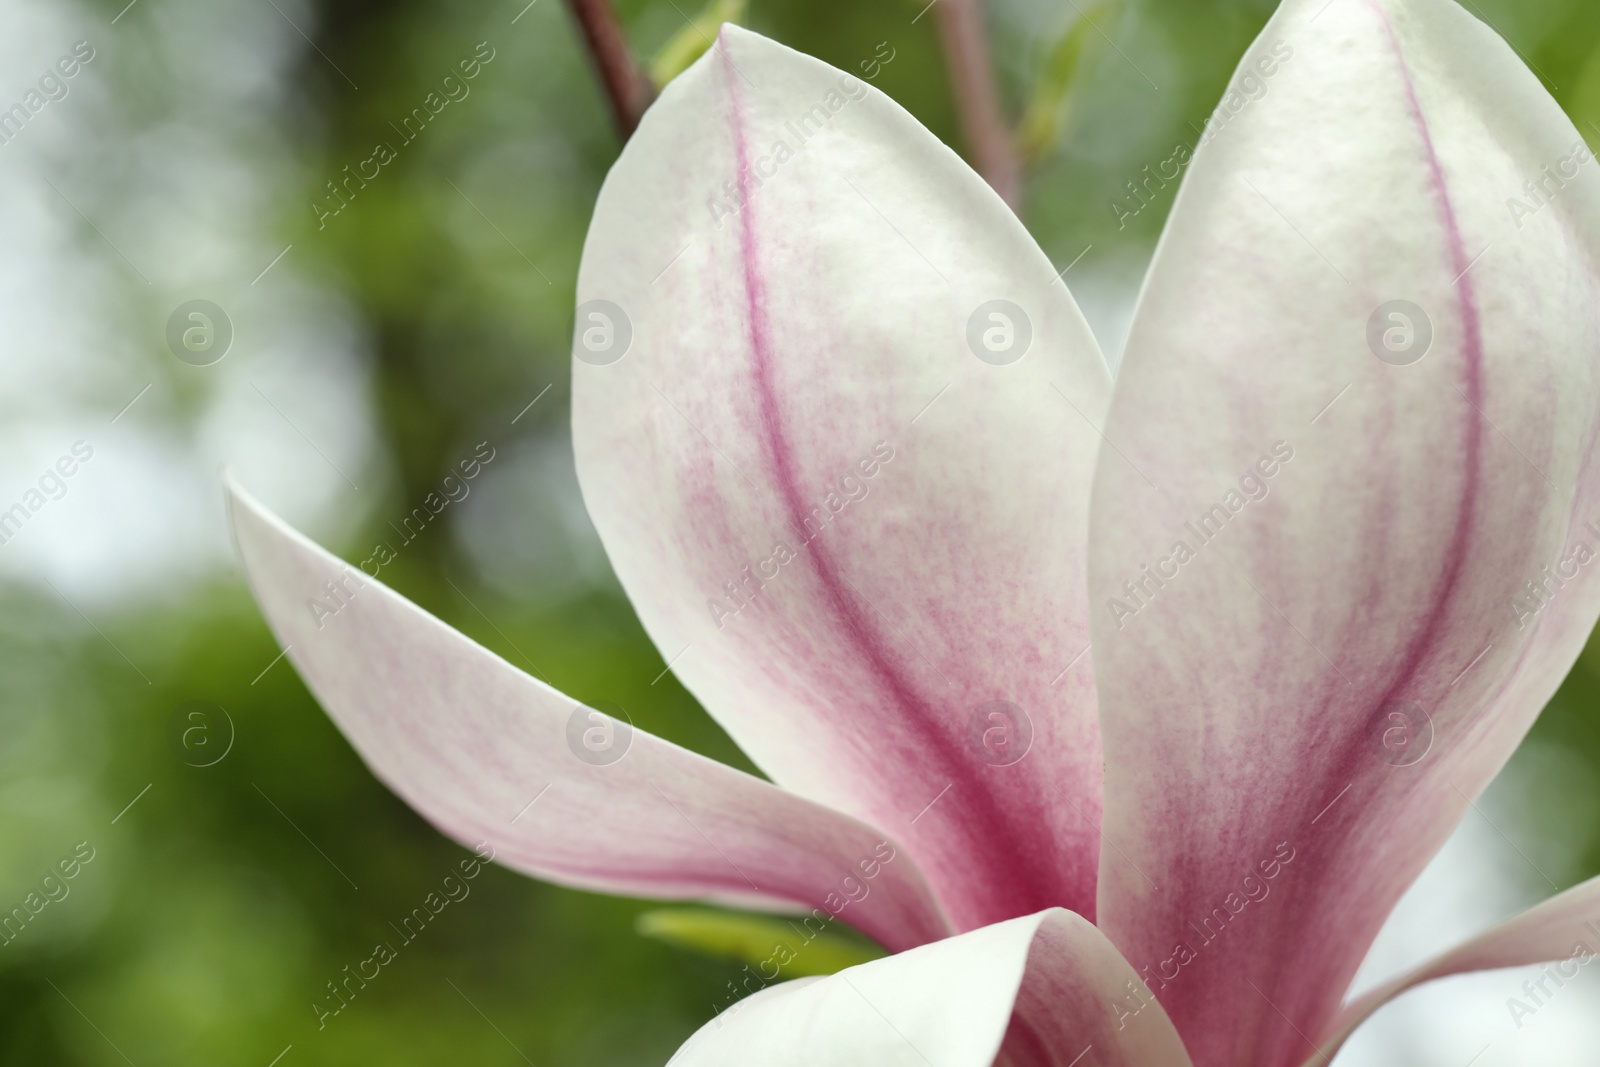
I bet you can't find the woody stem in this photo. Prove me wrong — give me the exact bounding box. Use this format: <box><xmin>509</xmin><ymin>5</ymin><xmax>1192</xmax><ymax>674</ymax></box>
<box><xmin>563</xmin><ymin>0</ymin><xmax>654</xmax><ymax>138</ymax></box>
<box><xmin>931</xmin><ymin>0</ymin><xmax>1021</xmax><ymax>210</ymax></box>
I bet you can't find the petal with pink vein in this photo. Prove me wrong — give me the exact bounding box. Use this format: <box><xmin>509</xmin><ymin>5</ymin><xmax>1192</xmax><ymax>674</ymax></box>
<box><xmin>1087</xmin><ymin>1</ymin><xmax>1600</xmax><ymax>1064</ymax></box>
<box><xmin>573</xmin><ymin>23</ymin><xmax>1112</xmax><ymax>931</ymax></box>
<box><xmin>668</xmin><ymin>908</ymin><xmax>1193</xmax><ymax>1067</ymax></box>
<box><xmin>228</xmin><ymin>481</ymin><xmax>952</xmax><ymax>952</ymax></box>
<box><xmin>1313</xmin><ymin>872</ymin><xmax>1600</xmax><ymax>1064</ymax></box>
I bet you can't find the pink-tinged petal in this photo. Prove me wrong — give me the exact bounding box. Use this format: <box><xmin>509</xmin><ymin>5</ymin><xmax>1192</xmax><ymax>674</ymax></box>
<box><xmin>226</xmin><ymin>482</ymin><xmax>951</xmax><ymax>951</ymax></box>
<box><xmin>571</xmin><ymin>25</ymin><xmax>1112</xmax><ymax>931</ymax></box>
<box><xmin>668</xmin><ymin>908</ymin><xmax>1192</xmax><ymax>1067</ymax></box>
<box><xmin>1311</xmin><ymin>873</ymin><xmax>1600</xmax><ymax>1065</ymax></box>
<box><xmin>1087</xmin><ymin>1</ymin><xmax>1600</xmax><ymax>1064</ymax></box>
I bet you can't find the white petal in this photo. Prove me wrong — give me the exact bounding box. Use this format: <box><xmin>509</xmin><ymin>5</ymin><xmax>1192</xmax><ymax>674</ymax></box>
<box><xmin>228</xmin><ymin>481</ymin><xmax>951</xmax><ymax>951</ymax></box>
<box><xmin>1087</xmin><ymin>0</ymin><xmax>1600</xmax><ymax>1062</ymax></box>
<box><xmin>1313</xmin><ymin>872</ymin><xmax>1600</xmax><ymax>1065</ymax></box>
<box><xmin>668</xmin><ymin>909</ymin><xmax>1193</xmax><ymax>1067</ymax></box>
<box><xmin>572</xmin><ymin>25</ymin><xmax>1112</xmax><ymax>928</ymax></box>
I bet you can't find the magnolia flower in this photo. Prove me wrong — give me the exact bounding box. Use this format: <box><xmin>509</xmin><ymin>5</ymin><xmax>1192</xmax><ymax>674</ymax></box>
<box><xmin>228</xmin><ymin>0</ymin><xmax>1600</xmax><ymax>1062</ymax></box>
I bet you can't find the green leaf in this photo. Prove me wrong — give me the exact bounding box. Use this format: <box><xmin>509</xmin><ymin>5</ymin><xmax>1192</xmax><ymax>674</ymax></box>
<box><xmin>648</xmin><ymin>0</ymin><xmax>748</xmax><ymax>90</ymax></box>
<box><xmin>1573</xmin><ymin>42</ymin><xmax>1600</xmax><ymax>150</ymax></box>
<box><xmin>635</xmin><ymin>907</ymin><xmax>887</xmax><ymax>977</ymax></box>
<box><xmin>1017</xmin><ymin>0</ymin><xmax>1119</xmax><ymax>164</ymax></box>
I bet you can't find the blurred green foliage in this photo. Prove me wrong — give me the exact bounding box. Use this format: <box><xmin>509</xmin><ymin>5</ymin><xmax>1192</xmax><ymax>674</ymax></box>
<box><xmin>635</xmin><ymin>907</ymin><xmax>886</xmax><ymax>976</ymax></box>
<box><xmin>7</xmin><ymin>0</ymin><xmax>1600</xmax><ymax>1063</ymax></box>
<box><xmin>649</xmin><ymin>0</ymin><xmax>749</xmax><ymax>88</ymax></box>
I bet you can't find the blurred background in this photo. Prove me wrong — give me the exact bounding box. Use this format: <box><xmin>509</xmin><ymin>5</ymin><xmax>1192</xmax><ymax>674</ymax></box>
<box><xmin>3</xmin><ymin>0</ymin><xmax>1600</xmax><ymax>1062</ymax></box>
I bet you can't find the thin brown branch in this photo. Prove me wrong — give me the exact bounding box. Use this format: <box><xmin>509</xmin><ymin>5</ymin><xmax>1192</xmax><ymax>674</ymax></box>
<box><xmin>564</xmin><ymin>0</ymin><xmax>654</xmax><ymax>139</ymax></box>
<box><xmin>931</xmin><ymin>0</ymin><xmax>1021</xmax><ymax>211</ymax></box>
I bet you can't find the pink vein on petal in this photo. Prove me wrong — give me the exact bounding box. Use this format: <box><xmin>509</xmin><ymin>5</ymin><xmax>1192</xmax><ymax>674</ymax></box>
<box><xmin>1298</xmin><ymin>2</ymin><xmax>1488</xmax><ymax>832</ymax></box>
<box><xmin>1236</xmin><ymin>4</ymin><xmax>1488</xmax><ymax>1062</ymax></box>
<box><xmin>1173</xmin><ymin>11</ymin><xmax>1492</xmax><ymax>1066</ymax></box>
<box><xmin>1362</xmin><ymin>0</ymin><xmax>1485</xmax><ymax>714</ymax></box>
<box><xmin>715</xmin><ymin>42</ymin><xmax>1066</xmax><ymax>925</ymax></box>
